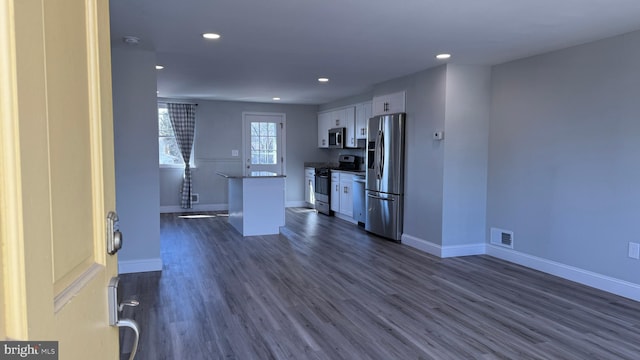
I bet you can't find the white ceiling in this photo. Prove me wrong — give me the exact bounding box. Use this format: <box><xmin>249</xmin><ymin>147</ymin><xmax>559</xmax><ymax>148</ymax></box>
<box><xmin>109</xmin><ymin>0</ymin><xmax>640</xmax><ymax>105</ymax></box>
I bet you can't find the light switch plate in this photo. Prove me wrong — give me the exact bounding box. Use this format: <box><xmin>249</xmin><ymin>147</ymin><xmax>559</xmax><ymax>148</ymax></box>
<box><xmin>231</xmin><ymin>149</ymin><xmax>239</xmax><ymax>157</ymax></box>
<box><xmin>433</xmin><ymin>131</ymin><xmax>444</xmax><ymax>140</ymax></box>
<box><xmin>628</xmin><ymin>242</ymin><xmax>640</xmax><ymax>259</ymax></box>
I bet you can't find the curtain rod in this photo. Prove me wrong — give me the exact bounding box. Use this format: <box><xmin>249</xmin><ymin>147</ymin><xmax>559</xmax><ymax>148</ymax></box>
<box><xmin>157</xmin><ymin>100</ymin><xmax>198</xmax><ymax>106</ymax></box>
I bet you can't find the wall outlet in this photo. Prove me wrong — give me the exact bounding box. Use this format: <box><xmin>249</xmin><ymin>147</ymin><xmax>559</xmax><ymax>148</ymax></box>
<box><xmin>231</xmin><ymin>149</ymin><xmax>239</xmax><ymax>157</ymax></box>
<box><xmin>433</xmin><ymin>131</ymin><xmax>444</xmax><ymax>140</ymax></box>
<box><xmin>628</xmin><ymin>242</ymin><xmax>640</xmax><ymax>259</ymax></box>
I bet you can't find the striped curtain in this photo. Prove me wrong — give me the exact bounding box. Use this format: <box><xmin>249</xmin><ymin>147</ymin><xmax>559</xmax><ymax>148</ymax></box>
<box><xmin>167</xmin><ymin>103</ymin><xmax>196</xmax><ymax>208</ymax></box>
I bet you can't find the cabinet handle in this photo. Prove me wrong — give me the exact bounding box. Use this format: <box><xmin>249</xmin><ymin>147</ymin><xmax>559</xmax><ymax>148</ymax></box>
<box><xmin>336</xmin><ymin>184</ymin><xmax>338</xmax><ymax>191</ymax></box>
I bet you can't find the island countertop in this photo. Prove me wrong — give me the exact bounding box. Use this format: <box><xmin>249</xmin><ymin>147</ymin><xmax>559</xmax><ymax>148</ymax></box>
<box><xmin>216</xmin><ymin>171</ymin><xmax>286</xmax><ymax>179</ymax></box>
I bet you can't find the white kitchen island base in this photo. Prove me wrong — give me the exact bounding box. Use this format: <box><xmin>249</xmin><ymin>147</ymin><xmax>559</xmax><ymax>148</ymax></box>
<box><xmin>219</xmin><ymin>172</ymin><xmax>285</xmax><ymax>236</ymax></box>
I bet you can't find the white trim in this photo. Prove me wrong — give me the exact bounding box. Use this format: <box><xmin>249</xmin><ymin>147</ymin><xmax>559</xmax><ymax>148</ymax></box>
<box><xmin>162</xmin><ymin>202</ymin><xmax>309</xmax><ymax>212</ymax></box>
<box><xmin>241</xmin><ymin>112</ymin><xmax>286</xmax><ymax>176</ymax></box>
<box><xmin>160</xmin><ymin>204</ymin><xmax>228</xmax><ymax>213</ymax></box>
<box><xmin>442</xmin><ymin>243</ymin><xmax>487</xmax><ymax>258</ymax></box>
<box><xmin>286</xmin><ymin>201</ymin><xmax>307</xmax><ymax>208</ymax></box>
<box><xmin>118</xmin><ymin>258</ymin><xmax>163</xmax><ymax>274</ymax></box>
<box><xmin>487</xmin><ymin>245</ymin><xmax>640</xmax><ymax>302</ymax></box>
<box><xmin>401</xmin><ymin>234</ymin><xmax>442</xmax><ymax>257</ymax></box>
<box><xmin>401</xmin><ymin>234</ymin><xmax>485</xmax><ymax>258</ymax></box>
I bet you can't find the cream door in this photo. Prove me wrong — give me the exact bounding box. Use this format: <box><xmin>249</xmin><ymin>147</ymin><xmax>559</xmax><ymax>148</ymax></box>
<box><xmin>0</xmin><ymin>0</ymin><xmax>119</xmax><ymax>359</ymax></box>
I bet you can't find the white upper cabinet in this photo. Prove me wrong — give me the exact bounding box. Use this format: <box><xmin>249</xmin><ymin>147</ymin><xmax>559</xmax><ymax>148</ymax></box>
<box><xmin>355</xmin><ymin>101</ymin><xmax>372</xmax><ymax>140</ymax></box>
<box><xmin>372</xmin><ymin>91</ymin><xmax>405</xmax><ymax>116</ymax></box>
<box><xmin>318</xmin><ymin>106</ymin><xmax>356</xmax><ymax>148</ymax></box>
<box><xmin>318</xmin><ymin>111</ymin><xmax>332</xmax><ymax>148</ymax></box>
<box><xmin>342</xmin><ymin>106</ymin><xmax>357</xmax><ymax>148</ymax></box>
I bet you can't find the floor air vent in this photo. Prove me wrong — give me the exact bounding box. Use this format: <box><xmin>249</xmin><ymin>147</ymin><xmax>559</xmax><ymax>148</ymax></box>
<box><xmin>491</xmin><ymin>227</ymin><xmax>514</xmax><ymax>248</ymax></box>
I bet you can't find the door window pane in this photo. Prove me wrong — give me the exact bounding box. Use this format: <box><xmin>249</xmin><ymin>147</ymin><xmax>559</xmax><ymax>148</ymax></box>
<box><xmin>250</xmin><ymin>122</ymin><xmax>277</xmax><ymax>165</ymax></box>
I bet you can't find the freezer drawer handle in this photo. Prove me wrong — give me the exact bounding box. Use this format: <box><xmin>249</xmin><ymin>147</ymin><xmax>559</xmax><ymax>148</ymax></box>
<box><xmin>367</xmin><ymin>194</ymin><xmax>395</xmax><ymax>201</ymax></box>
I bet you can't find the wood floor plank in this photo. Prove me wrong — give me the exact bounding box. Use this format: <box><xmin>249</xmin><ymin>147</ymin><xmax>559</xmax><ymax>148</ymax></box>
<box><xmin>119</xmin><ymin>208</ymin><xmax>640</xmax><ymax>359</ymax></box>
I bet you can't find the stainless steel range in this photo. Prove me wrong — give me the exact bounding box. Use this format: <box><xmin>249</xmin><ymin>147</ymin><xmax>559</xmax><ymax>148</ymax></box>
<box><xmin>314</xmin><ymin>167</ymin><xmax>332</xmax><ymax>215</ymax></box>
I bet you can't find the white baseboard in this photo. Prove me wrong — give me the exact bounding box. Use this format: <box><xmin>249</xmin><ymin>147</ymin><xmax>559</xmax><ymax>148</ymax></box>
<box><xmin>286</xmin><ymin>201</ymin><xmax>307</xmax><ymax>208</ymax></box>
<box><xmin>401</xmin><ymin>234</ymin><xmax>442</xmax><ymax>257</ymax></box>
<box><xmin>160</xmin><ymin>204</ymin><xmax>228</xmax><ymax>213</ymax></box>
<box><xmin>161</xmin><ymin>202</ymin><xmax>307</xmax><ymax>213</ymax></box>
<box><xmin>118</xmin><ymin>258</ymin><xmax>163</xmax><ymax>274</ymax></box>
<box><xmin>401</xmin><ymin>234</ymin><xmax>640</xmax><ymax>301</ymax></box>
<box><xmin>401</xmin><ymin>233</ymin><xmax>485</xmax><ymax>258</ymax></box>
<box><xmin>487</xmin><ymin>245</ymin><xmax>640</xmax><ymax>302</ymax></box>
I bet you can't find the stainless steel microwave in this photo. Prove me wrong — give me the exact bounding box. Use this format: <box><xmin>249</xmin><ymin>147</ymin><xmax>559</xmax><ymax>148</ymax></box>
<box><xmin>328</xmin><ymin>127</ymin><xmax>344</xmax><ymax>148</ymax></box>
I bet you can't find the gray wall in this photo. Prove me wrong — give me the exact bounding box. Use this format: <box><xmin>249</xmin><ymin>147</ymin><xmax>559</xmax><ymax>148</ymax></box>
<box><xmin>111</xmin><ymin>47</ymin><xmax>161</xmax><ymax>272</ymax></box>
<box><xmin>374</xmin><ymin>67</ymin><xmax>448</xmax><ymax>245</ymax></box>
<box><xmin>442</xmin><ymin>65</ymin><xmax>491</xmax><ymax>247</ymax></box>
<box><xmin>488</xmin><ymin>30</ymin><xmax>640</xmax><ymax>283</ymax></box>
<box><xmin>160</xmin><ymin>100</ymin><xmax>323</xmax><ymax>209</ymax></box>
<box><xmin>325</xmin><ymin>65</ymin><xmax>491</xmax><ymax>249</ymax></box>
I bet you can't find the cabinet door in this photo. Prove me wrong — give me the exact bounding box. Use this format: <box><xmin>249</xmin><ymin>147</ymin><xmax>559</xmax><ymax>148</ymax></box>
<box><xmin>331</xmin><ymin>174</ymin><xmax>340</xmax><ymax>212</ymax></box>
<box><xmin>355</xmin><ymin>101</ymin><xmax>372</xmax><ymax>140</ymax></box>
<box><xmin>340</xmin><ymin>176</ymin><xmax>353</xmax><ymax>217</ymax></box>
<box><xmin>318</xmin><ymin>111</ymin><xmax>332</xmax><ymax>148</ymax></box>
<box><xmin>331</xmin><ymin>109</ymin><xmax>343</xmax><ymax>128</ymax></box>
<box><xmin>343</xmin><ymin>106</ymin><xmax>357</xmax><ymax>147</ymax></box>
<box><xmin>304</xmin><ymin>168</ymin><xmax>315</xmax><ymax>207</ymax></box>
<box><xmin>372</xmin><ymin>91</ymin><xmax>405</xmax><ymax>116</ymax></box>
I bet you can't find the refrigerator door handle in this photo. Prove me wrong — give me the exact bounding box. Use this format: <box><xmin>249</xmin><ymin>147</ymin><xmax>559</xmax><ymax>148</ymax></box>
<box><xmin>367</xmin><ymin>194</ymin><xmax>395</xmax><ymax>201</ymax></box>
<box><xmin>376</xmin><ymin>130</ymin><xmax>383</xmax><ymax>180</ymax></box>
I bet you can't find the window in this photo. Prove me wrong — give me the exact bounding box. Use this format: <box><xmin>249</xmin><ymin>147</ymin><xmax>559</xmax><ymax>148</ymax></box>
<box><xmin>250</xmin><ymin>122</ymin><xmax>277</xmax><ymax>165</ymax></box>
<box><xmin>158</xmin><ymin>104</ymin><xmax>194</xmax><ymax>167</ymax></box>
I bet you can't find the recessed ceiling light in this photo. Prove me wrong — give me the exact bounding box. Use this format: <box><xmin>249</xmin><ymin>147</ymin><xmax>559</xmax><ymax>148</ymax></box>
<box><xmin>272</xmin><ymin>97</ymin><xmax>281</xmax><ymax>101</ymax></box>
<box><xmin>202</xmin><ymin>33</ymin><xmax>221</xmax><ymax>40</ymax></box>
<box><xmin>435</xmin><ymin>53</ymin><xmax>452</xmax><ymax>60</ymax></box>
<box><xmin>155</xmin><ymin>65</ymin><xmax>164</xmax><ymax>70</ymax></box>
<box><xmin>318</xmin><ymin>77</ymin><xmax>329</xmax><ymax>83</ymax></box>
<box><xmin>122</xmin><ymin>36</ymin><xmax>140</xmax><ymax>45</ymax></box>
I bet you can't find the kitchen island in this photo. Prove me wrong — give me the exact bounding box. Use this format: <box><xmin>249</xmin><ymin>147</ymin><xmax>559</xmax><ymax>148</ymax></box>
<box><xmin>216</xmin><ymin>171</ymin><xmax>286</xmax><ymax>236</ymax></box>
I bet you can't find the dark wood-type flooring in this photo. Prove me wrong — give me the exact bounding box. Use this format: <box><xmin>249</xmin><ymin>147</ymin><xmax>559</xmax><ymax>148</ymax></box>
<box><xmin>119</xmin><ymin>208</ymin><xmax>640</xmax><ymax>359</ymax></box>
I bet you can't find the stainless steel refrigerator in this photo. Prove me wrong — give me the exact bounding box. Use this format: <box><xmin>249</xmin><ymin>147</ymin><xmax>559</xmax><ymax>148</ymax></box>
<box><xmin>365</xmin><ymin>113</ymin><xmax>405</xmax><ymax>241</ymax></box>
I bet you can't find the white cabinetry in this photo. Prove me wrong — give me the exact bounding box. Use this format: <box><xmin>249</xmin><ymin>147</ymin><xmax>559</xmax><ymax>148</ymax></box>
<box><xmin>341</xmin><ymin>107</ymin><xmax>358</xmax><ymax>148</ymax></box>
<box><xmin>330</xmin><ymin>171</ymin><xmax>354</xmax><ymax>219</ymax></box>
<box><xmin>330</xmin><ymin>172</ymin><xmax>340</xmax><ymax>212</ymax></box>
<box><xmin>318</xmin><ymin>106</ymin><xmax>356</xmax><ymax>148</ymax></box>
<box><xmin>372</xmin><ymin>91</ymin><xmax>405</xmax><ymax>116</ymax></box>
<box><xmin>355</xmin><ymin>101</ymin><xmax>372</xmax><ymax>140</ymax></box>
<box><xmin>304</xmin><ymin>167</ymin><xmax>315</xmax><ymax>208</ymax></box>
<box><xmin>318</xmin><ymin>111</ymin><xmax>332</xmax><ymax>148</ymax></box>
<box><xmin>339</xmin><ymin>174</ymin><xmax>353</xmax><ymax>217</ymax></box>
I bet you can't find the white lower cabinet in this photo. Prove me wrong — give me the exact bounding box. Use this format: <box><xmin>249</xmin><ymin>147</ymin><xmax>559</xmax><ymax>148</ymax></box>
<box><xmin>330</xmin><ymin>173</ymin><xmax>340</xmax><ymax>212</ymax></box>
<box><xmin>339</xmin><ymin>175</ymin><xmax>353</xmax><ymax>217</ymax></box>
<box><xmin>304</xmin><ymin>167</ymin><xmax>315</xmax><ymax>208</ymax></box>
<box><xmin>330</xmin><ymin>171</ymin><xmax>354</xmax><ymax>219</ymax></box>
